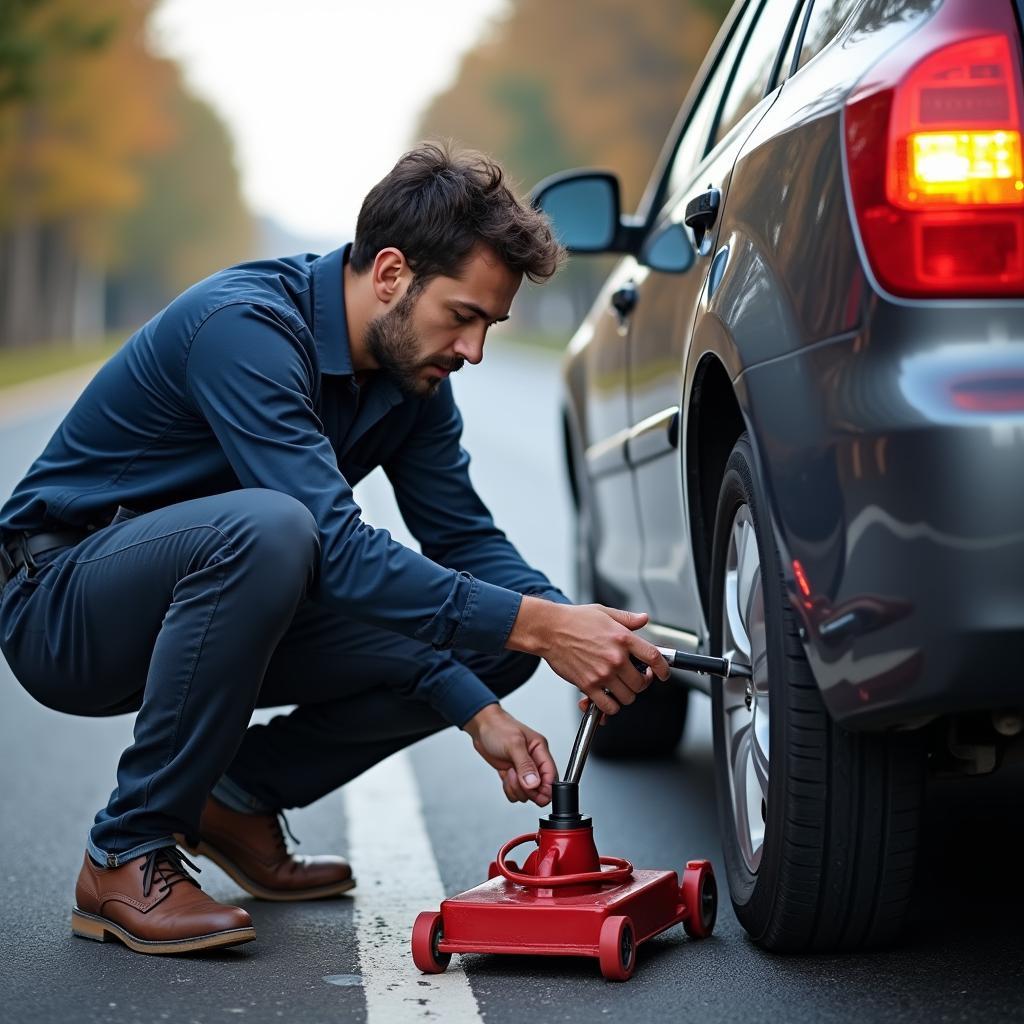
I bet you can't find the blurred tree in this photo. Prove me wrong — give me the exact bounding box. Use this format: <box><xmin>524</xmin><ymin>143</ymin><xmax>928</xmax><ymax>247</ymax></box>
<box><xmin>416</xmin><ymin>0</ymin><xmax>731</xmax><ymax>330</ymax></box>
<box><xmin>0</xmin><ymin>0</ymin><xmax>115</xmax><ymax>109</ymax></box>
<box><xmin>0</xmin><ymin>0</ymin><xmax>170</xmax><ymax>346</ymax></box>
<box><xmin>417</xmin><ymin>0</ymin><xmax>731</xmax><ymax>210</ymax></box>
<box><xmin>107</xmin><ymin>88</ymin><xmax>252</xmax><ymax>329</ymax></box>
<box><xmin>0</xmin><ymin>0</ymin><xmax>252</xmax><ymax>349</ymax></box>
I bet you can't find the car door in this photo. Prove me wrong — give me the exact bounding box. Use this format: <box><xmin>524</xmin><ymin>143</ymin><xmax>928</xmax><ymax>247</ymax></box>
<box><xmin>625</xmin><ymin>0</ymin><xmax>809</xmax><ymax>634</ymax></box>
<box><xmin>574</xmin><ymin>255</ymin><xmax>650</xmax><ymax>611</ymax></box>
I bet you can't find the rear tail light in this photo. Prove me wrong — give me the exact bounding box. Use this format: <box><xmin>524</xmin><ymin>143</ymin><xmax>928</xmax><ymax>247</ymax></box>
<box><xmin>844</xmin><ymin>1</ymin><xmax>1024</xmax><ymax>298</ymax></box>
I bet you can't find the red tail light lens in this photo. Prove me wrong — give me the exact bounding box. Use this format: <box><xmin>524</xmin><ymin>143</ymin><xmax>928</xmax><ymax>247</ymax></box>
<box><xmin>845</xmin><ymin>2</ymin><xmax>1024</xmax><ymax>298</ymax></box>
<box><xmin>892</xmin><ymin>35</ymin><xmax>1023</xmax><ymax>209</ymax></box>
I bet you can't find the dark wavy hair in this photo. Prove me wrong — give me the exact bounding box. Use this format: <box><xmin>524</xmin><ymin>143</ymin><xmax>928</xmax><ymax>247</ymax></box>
<box><xmin>350</xmin><ymin>142</ymin><xmax>564</xmax><ymax>287</ymax></box>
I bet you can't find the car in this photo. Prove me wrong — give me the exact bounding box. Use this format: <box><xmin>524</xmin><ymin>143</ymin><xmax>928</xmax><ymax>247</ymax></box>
<box><xmin>533</xmin><ymin>0</ymin><xmax>1024</xmax><ymax>952</ymax></box>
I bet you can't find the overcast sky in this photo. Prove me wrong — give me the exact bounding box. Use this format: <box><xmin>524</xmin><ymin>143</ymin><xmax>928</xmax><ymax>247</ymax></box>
<box><xmin>152</xmin><ymin>0</ymin><xmax>509</xmax><ymax>241</ymax></box>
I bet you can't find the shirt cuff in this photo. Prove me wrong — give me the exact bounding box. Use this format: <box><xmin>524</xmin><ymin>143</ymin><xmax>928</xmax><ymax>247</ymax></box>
<box><xmin>529</xmin><ymin>586</ymin><xmax>573</xmax><ymax>606</ymax></box>
<box><xmin>451</xmin><ymin>578</ymin><xmax>524</xmax><ymax>653</ymax></box>
<box><xmin>429</xmin><ymin>668</ymin><xmax>500</xmax><ymax>728</ymax></box>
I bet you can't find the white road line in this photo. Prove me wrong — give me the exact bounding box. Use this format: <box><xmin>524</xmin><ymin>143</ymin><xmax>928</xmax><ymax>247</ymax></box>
<box><xmin>343</xmin><ymin>751</ymin><xmax>484</xmax><ymax>1024</ymax></box>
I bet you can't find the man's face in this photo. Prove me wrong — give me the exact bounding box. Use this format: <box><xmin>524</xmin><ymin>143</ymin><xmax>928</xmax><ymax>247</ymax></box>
<box><xmin>365</xmin><ymin>244</ymin><xmax>521</xmax><ymax>397</ymax></box>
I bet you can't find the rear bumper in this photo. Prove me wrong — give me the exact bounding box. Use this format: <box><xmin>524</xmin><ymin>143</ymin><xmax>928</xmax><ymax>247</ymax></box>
<box><xmin>739</xmin><ymin>300</ymin><xmax>1024</xmax><ymax>729</ymax></box>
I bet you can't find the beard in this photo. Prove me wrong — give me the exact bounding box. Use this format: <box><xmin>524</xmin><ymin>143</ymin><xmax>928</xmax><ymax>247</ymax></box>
<box><xmin>364</xmin><ymin>288</ymin><xmax>464</xmax><ymax>397</ymax></box>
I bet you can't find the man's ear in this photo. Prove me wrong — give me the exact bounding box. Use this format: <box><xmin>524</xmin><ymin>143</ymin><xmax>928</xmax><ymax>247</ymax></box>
<box><xmin>371</xmin><ymin>248</ymin><xmax>409</xmax><ymax>304</ymax></box>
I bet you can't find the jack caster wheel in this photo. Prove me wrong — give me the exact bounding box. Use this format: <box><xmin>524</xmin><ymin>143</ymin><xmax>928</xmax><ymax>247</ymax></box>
<box><xmin>412</xmin><ymin>911</ymin><xmax>451</xmax><ymax>974</ymax></box>
<box><xmin>599</xmin><ymin>915</ymin><xmax>637</xmax><ymax>981</ymax></box>
<box><xmin>682</xmin><ymin>860</ymin><xmax>718</xmax><ymax>939</ymax></box>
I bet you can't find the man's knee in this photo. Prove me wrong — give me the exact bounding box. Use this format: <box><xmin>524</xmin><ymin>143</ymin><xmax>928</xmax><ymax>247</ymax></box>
<box><xmin>202</xmin><ymin>487</ymin><xmax>316</xmax><ymax>544</ymax></box>
<box><xmin>217</xmin><ymin>489</ymin><xmax>319</xmax><ymax>592</ymax></box>
<box><xmin>242</xmin><ymin>489</ymin><xmax>317</xmax><ymax>537</ymax></box>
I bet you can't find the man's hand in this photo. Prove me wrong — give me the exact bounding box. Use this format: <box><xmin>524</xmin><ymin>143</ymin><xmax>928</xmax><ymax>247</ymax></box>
<box><xmin>462</xmin><ymin>704</ymin><xmax>557</xmax><ymax>806</ymax></box>
<box><xmin>505</xmin><ymin>599</ymin><xmax>671</xmax><ymax>717</ymax></box>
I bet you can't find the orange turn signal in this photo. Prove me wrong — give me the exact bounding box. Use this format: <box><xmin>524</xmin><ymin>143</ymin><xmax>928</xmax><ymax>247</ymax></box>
<box><xmin>903</xmin><ymin>130</ymin><xmax>1023</xmax><ymax>205</ymax></box>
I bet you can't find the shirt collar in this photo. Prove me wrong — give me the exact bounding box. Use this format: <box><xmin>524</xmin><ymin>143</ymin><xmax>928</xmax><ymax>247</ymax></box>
<box><xmin>310</xmin><ymin>241</ymin><xmax>405</xmax><ymax>424</ymax></box>
<box><xmin>312</xmin><ymin>243</ymin><xmax>355</xmax><ymax>376</ymax></box>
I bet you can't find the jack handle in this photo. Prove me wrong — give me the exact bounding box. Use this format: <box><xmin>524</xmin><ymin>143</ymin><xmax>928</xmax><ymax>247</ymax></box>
<box><xmin>562</xmin><ymin>701</ymin><xmax>603</xmax><ymax>785</ymax></box>
<box><xmin>561</xmin><ymin>646</ymin><xmax>751</xmax><ymax>785</ymax></box>
<box><xmin>650</xmin><ymin>646</ymin><xmax>752</xmax><ymax>680</ymax></box>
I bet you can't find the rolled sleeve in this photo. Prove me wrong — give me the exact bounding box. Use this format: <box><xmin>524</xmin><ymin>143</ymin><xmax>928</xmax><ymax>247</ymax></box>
<box><xmin>382</xmin><ymin>636</ymin><xmax>500</xmax><ymax>727</ymax></box>
<box><xmin>451</xmin><ymin>578</ymin><xmax>524</xmax><ymax>653</ymax></box>
<box><xmin>427</xmin><ymin>667</ymin><xmax>500</xmax><ymax>728</ymax></box>
<box><xmin>412</xmin><ymin>571</ymin><xmax>522</xmax><ymax>653</ymax></box>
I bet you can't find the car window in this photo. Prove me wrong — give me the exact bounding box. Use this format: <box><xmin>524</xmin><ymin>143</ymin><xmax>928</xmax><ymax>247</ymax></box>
<box><xmin>712</xmin><ymin>0</ymin><xmax>803</xmax><ymax>148</ymax></box>
<box><xmin>773</xmin><ymin>0</ymin><xmax>812</xmax><ymax>87</ymax></box>
<box><xmin>797</xmin><ymin>0</ymin><xmax>861</xmax><ymax>69</ymax></box>
<box><xmin>665</xmin><ymin>0</ymin><xmax>759</xmax><ymax>202</ymax></box>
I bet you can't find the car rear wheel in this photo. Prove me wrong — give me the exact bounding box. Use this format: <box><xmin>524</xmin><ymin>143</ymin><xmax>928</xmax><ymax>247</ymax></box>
<box><xmin>710</xmin><ymin>433</ymin><xmax>925</xmax><ymax>951</ymax></box>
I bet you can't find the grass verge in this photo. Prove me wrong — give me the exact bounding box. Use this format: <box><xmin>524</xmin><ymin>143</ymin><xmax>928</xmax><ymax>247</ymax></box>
<box><xmin>0</xmin><ymin>336</ymin><xmax>124</xmax><ymax>390</ymax></box>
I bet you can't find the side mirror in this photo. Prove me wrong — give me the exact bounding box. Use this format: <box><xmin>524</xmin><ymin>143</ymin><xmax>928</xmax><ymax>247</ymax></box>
<box><xmin>531</xmin><ymin>171</ymin><xmax>621</xmax><ymax>253</ymax></box>
<box><xmin>639</xmin><ymin>222</ymin><xmax>695</xmax><ymax>274</ymax></box>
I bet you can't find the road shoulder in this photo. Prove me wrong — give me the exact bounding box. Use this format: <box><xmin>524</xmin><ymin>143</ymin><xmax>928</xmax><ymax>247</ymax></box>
<box><xmin>0</xmin><ymin>361</ymin><xmax>105</xmax><ymax>427</ymax></box>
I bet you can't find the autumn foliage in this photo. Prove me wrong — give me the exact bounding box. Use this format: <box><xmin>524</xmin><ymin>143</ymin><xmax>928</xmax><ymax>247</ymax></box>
<box><xmin>417</xmin><ymin>0</ymin><xmax>731</xmax><ymax>213</ymax></box>
<box><xmin>0</xmin><ymin>0</ymin><xmax>732</xmax><ymax>349</ymax></box>
<box><xmin>415</xmin><ymin>0</ymin><xmax>730</xmax><ymax>329</ymax></box>
<box><xmin>0</xmin><ymin>0</ymin><xmax>251</xmax><ymax>348</ymax></box>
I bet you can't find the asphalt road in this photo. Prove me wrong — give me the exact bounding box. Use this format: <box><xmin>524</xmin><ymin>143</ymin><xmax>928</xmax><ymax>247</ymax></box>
<box><xmin>2</xmin><ymin>342</ymin><xmax>1023</xmax><ymax>1023</ymax></box>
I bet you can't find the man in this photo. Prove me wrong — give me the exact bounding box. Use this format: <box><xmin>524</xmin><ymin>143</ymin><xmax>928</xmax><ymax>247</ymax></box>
<box><xmin>0</xmin><ymin>143</ymin><xmax>670</xmax><ymax>956</ymax></box>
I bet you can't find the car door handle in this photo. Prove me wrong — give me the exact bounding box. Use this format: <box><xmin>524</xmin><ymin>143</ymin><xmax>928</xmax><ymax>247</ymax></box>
<box><xmin>610</xmin><ymin>281</ymin><xmax>638</xmax><ymax>320</ymax></box>
<box><xmin>684</xmin><ymin>186</ymin><xmax>721</xmax><ymax>244</ymax></box>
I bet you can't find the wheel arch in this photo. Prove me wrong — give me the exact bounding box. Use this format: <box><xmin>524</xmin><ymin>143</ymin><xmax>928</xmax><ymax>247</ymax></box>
<box><xmin>685</xmin><ymin>352</ymin><xmax>745</xmax><ymax>622</ymax></box>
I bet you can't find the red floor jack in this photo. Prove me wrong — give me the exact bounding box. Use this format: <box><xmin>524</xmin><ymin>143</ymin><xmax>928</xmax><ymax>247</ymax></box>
<box><xmin>412</xmin><ymin>647</ymin><xmax>752</xmax><ymax>981</ymax></box>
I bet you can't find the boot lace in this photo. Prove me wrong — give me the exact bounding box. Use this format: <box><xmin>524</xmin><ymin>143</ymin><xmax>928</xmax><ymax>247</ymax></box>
<box><xmin>269</xmin><ymin>810</ymin><xmax>300</xmax><ymax>857</ymax></box>
<box><xmin>140</xmin><ymin>846</ymin><xmax>202</xmax><ymax>898</ymax></box>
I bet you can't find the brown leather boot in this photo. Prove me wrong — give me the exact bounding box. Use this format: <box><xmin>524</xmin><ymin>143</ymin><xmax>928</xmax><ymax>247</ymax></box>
<box><xmin>178</xmin><ymin>796</ymin><xmax>355</xmax><ymax>901</ymax></box>
<box><xmin>72</xmin><ymin>847</ymin><xmax>256</xmax><ymax>954</ymax></box>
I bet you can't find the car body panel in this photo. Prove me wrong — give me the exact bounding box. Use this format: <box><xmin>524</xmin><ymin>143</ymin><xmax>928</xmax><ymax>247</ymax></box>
<box><xmin>567</xmin><ymin>259</ymin><xmax>650</xmax><ymax>611</ymax></box>
<box><xmin>629</xmin><ymin>0</ymin><xmax>781</xmax><ymax>630</ymax></box>
<box><xmin>741</xmin><ymin>304</ymin><xmax>1024</xmax><ymax>728</ymax></box>
<box><xmin>560</xmin><ymin>0</ymin><xmax>1024</xmax><ymax>730</ymax></box>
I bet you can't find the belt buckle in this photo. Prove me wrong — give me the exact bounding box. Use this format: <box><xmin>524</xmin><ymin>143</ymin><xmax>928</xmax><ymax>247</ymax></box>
<box><xmin>17</xmin><ymin>534</ymin><xmax>38</xmax><ymax>577</ymax></box>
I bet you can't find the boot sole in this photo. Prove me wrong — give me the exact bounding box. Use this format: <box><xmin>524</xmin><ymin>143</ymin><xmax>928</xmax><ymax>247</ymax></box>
<box><xmin>71</xmin><ymin>908</ymin><xmax>255</xmax><ymax>955</ymax></box>
<box><xmin>185</xmin><ymin>840</ymin><xmax>357</xmax><ymax>902</ymax></box>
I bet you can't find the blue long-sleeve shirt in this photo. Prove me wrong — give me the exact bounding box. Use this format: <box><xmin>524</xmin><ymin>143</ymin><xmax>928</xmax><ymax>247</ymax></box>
<box><xmin>0</xmin><ymin>244</ymin><xmax>569</xmax><ymax>724</ymax></box>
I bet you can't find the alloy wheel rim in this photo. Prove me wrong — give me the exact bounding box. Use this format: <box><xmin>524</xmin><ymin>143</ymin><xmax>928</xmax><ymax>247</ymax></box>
<box><xmin>719</xmin><ymin>503</ymin><xmax>769</xmax><ymax>873</ymax></box>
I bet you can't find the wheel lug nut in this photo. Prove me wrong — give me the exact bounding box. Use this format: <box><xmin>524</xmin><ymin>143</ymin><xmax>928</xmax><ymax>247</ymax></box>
<box><xmin>744</xmin><ymin>681</ymin><xmax>753</xmax><ymax>711</ymax></box>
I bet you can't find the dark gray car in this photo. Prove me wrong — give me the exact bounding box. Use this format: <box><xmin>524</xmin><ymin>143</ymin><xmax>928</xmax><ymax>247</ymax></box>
<box><xmin>535</xmin><ymin>0</ymin><xmax>1024</xmax><ymax>951</ymax></box>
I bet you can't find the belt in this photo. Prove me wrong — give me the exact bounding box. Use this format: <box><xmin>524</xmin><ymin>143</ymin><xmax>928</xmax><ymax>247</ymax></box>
<box><xmin>0</xmin><ymin>530</ymin><xmax>89</xmax><ymax>590</ymax></box>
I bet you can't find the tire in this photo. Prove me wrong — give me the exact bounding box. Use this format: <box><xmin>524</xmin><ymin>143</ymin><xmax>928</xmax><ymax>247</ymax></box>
<box><xmin>589</xmin><ymin>680</ymin><xmax>690</xmax><ymax>758</ymax></box>
<box><xmin>411</xmin><ymin>911</ymin><xmax>451</xmax><ymax>974</ymax></box>
<box><xmin>709</xmin><ymin>433</ymin><xmax>924</xmax><ymax>952</ymax></box>
<box><xmin>681</xmin><ymin>860</ymin><xmax>718</xmax><ymax>939</ymax></box>
<box><xmin>598</xmin><ymin>915</ymin><xmax>636</xmax><ymax>981</ymax></box>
